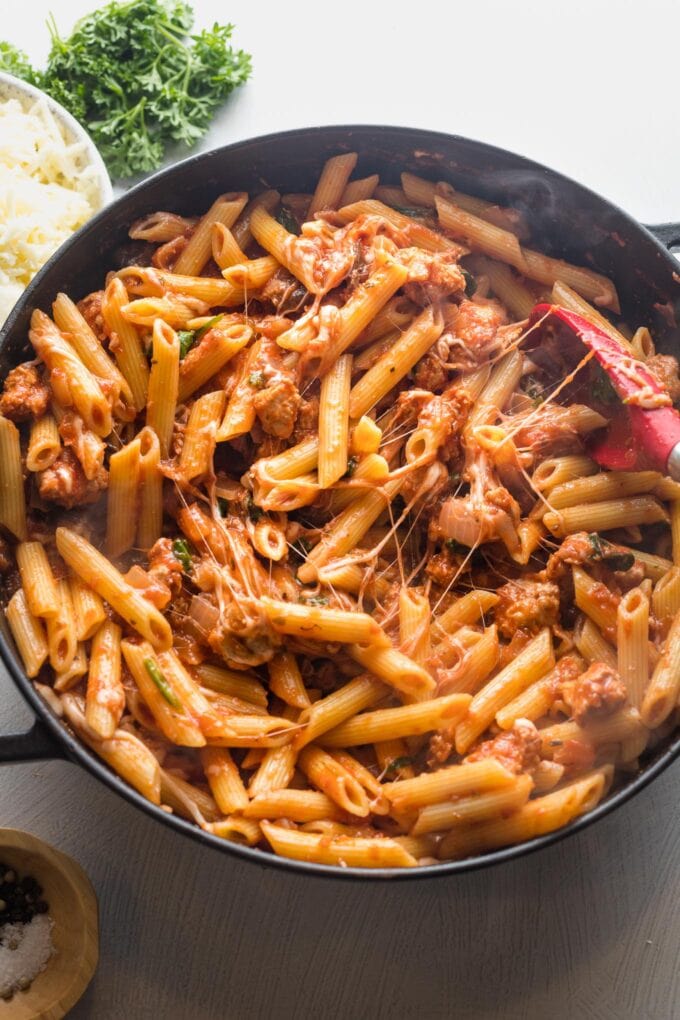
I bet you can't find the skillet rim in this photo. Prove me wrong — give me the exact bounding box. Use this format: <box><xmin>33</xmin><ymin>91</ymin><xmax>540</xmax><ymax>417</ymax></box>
<box><xmin>2</xmin><ymin>122</ymin><xmax>679</xmax><ymax>881</ymax></box>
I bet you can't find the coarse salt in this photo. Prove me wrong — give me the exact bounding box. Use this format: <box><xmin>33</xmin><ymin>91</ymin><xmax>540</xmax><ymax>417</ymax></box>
<box><xmin>0</xmin><ymin>913</ymin><xmax>54</xmax><ymax>1001</ymax></box>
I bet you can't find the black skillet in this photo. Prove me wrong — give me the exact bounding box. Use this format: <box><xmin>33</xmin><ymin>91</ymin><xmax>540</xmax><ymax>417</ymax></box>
<box><xmin>1</xmin><ymin>125</ymin><xmax>679</xmax><ymax>880</ymax></box>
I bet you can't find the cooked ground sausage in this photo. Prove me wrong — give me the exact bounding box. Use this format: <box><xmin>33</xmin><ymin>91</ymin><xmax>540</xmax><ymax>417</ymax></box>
<box><xmin>646</xmin><ymin>353</ymin><xmax>680</xmax><ymax>404</ymax></box>
<box><xmin>563</xmin><ymin>662</ymin><xmax>627</xmax><ymax>724</ymax></box>
<box><xmin>0</xmin><ymin>364</ymin><xmax>50</xmax><ymax>421</ymax></box>
<box><xmin>494</xmin><ymin>579</ymin><xmax>561</xmax><ymax>639</ymax></box>
<box><xmin>148</xmin><ymin>537</ymin><xmax>184</xmax><ymax>596</ymax></box>
<box><xmin>253</xmin><ymin>377</ymin><xmax>301</xmax><ymax>439</ymax></box>
<box><xmin>37</xmin><ymin>448</ymin><xmax>107</xmax><ymax>508</ymax></box>
<box><xmin>465</xmin><ymin>719</ymin><xmax>542</xmax><ymax>774</ymax></box>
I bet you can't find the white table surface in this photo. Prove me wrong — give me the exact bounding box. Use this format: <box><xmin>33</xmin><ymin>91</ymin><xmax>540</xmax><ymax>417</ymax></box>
<box><xmin>3</xmin><ymin>2</ymin><xmax>680</xmax><ymax>1017</ymax></box>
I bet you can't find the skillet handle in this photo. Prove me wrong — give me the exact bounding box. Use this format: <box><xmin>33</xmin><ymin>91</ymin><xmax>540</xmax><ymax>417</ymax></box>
<box><xmin>0</xmin><ymin>719</ymin><xmax>66</xmax><ymax>763</ymax></box>
<box><xmin>646</xmin><ymin>223</ymin><xmax>680</xmax><ymax>249</ymax></box>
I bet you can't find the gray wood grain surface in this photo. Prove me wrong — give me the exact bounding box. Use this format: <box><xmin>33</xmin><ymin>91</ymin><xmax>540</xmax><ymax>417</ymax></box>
<box><xmin>1</xmin><ymin>671</ymin><xmax>678</xmax><ymax>1020</ymax></box>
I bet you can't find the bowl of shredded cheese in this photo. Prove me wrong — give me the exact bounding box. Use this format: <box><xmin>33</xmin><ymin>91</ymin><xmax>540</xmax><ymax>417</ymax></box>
<box><xmin>0</xmin><ymin>72</ymin><xmax>113</xmax><ymax>327</ymax></box>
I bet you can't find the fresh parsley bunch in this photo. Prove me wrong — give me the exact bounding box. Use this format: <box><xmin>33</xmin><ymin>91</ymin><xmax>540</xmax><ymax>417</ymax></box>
<box><xmin>0</xmin><ymin>1</ymin><xmax>252</xmax><ymax>178</ymax></box>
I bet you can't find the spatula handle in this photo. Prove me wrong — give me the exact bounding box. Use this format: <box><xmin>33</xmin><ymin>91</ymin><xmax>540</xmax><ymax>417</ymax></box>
<box><xmin>668</xmin><ymin>442</ymin><xmax>680</xmax><ymax>481</ymax></box>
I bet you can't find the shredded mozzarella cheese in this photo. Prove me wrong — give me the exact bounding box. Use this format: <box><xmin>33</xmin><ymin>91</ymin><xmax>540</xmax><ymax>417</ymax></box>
<box><xmin>0</xmin><ymin>96</ymin><xmax>101</xmax><ymax>324</ymax></box>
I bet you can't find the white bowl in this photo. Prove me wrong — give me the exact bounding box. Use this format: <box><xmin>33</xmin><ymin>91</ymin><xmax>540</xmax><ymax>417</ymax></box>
<box><xmin>0</xmin><ymin>70</ymin><xmax>113</xmax><ymax>210</ymax></box>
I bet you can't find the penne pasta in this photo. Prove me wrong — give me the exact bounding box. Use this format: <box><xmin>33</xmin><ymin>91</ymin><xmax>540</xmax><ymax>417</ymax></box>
<box><xmin>320</xmin><ymin>693</ymin><xmax>471</xmax><ymax>747</ymax></box>
<box><xmin>310</xmin><ymin>152</ymin><xmax>358</xmax><ymax>214</ymax></box>
<box><xmin>350</xmin><ymin>643</ymin><xmax>436</xmax><ymax>700</ymax></box>
<box><xmin>194</xmin><ymin>664</ymin><xmax>268</xmax><ymax>707</ymax></box>
<box><xmin>101</xmin><ymin>278</ymin><xmax>150</xmax><ymax>412</ymax></box>
<box><xmin>267</xmin><ymin>652</ymin><xmax>310</xmax><ymax>709</ymax></box>
<box><xmin>106</xmin><ymin>436</ymin><xmax>141</xmax><ymax>557</ymax></box>
<box><xmin>412</xmin><ymin>774</ymin><xmax>534</xmax><ymax>836</ymax></box>
<box><xmin>574</xmin><ymin>616</ymin><xmax>618</xmax><ymax>669</ymax></box>
<box><xmin>211</xmin><ymin>223</ymin><xmax>248</xmax><ymax>270</ymax></box>
<box><xmin>178</xmin><ymin>322</ymin><xmax>252</xmax><ymax>405</ymax></box>
<box><xmin>436</xmin><ymin>196</ymin><xmax>620</xmax><ymax>311</ymax></box>
<box><xmin>295</xmin><ymin>675</ymin><xmax>387</xmax><ymax>750</ymax></box>
<box><xmin>349</xmin><ymin>306</ymin><xmax>444</xmax><ymax>420</ymax></box>
<box><xmin>173</xmin><ymin>193</ymin><xmax>248</xmax><ymax>276</ymax></box>
<box><xmin>642</xmin><ymin>607</ymin><xmax>680</xmax><ymax>728</ymax></box>
<box><xmin>438</xmin><ymin>769</ymin><xmax>611</xmax><ymax>860</ymax></box>
<box><xmin>56</xmin><ymin>527</ymin><xmax>172</xmax><ymax>649</ymax></box>
<box><xmin>146</xmin><ymin>319</ymin><xmax>180</xmax><ymax>458</ymax></box>
<box><xmin>318</xmin><ymin>354</ymin><xmax>352</xmax><ymax>488</ymax></box>
<box><xmin>178</xmin><ymin>390</ymin><xmax>225</xmax><ymax>481</ymax></box>
<box><xmin>245</xmin><ymin>789</ymin><xmax>341</xmax><ymax>822</ymax></box>
<box><xmin>16</xmin><ymin>541</ymin><xmax>59</xmax><ymax>619</ymax></box>
<box><xmin>52</xmin><ymin>292</ymin><xmax>133</xmax><ymax>406</ymax></box>
<box><xmin>0</xmin><ymin>417</ymin><xmax>27</xmax><ymax>541</ymax></box>
<box><xmin>531</xmin><ymin>455</ymin><xmax>600</xmax><ymax>492</ymax></box>
<box><xmin>652</xmin><ymin>567</ymin><xmax>680</xmax><ymax>627</ymax></box>
<box><xmin>384</xmin><ymin>759</ymin><xmax>516</xmax><ymax>813</ymax></box>
<box><xmin>617</xmin><ymin>587</ymin><xmax>650</xmax><ymax>710</ymax></box>
<box><xmin>122</xmin><ymin>640</ymin><xmax>206</xmax><ymax>747</ymax></box>
<box><xmin>248</xmin><ymin>743</ymin><xmax>298</xmax><ymax>798</ymax></box>
<box><xmin>454</xmin><ymin>629</ymin><xmax>555</xmax><ymax>754</ymax></box>
<box><xmin>200</xmin><ymin>746</ymin><xmax>249</xmax><ymax>814</ymax></box>
<box><xmin>339</xmin><ymin>174</ymin><xmax>380</xmax><ymax>206</ymax></box>
<box><xmin>69</xmin><ymin>576</ymin><xmax>106</xmax><ymax>642</ymax></box>
<box><xmin>544</xmin><ymin>496</ymin><xmax>668</xmax><ymax>538</ymax></box>
<box><xmin>6</xmin><ymin>589</ymin><xmax>48</xmax><ymax>678</ymax></box>
<box><xmin>262</xmin><ymin>597</ymin><xmax>388</xmax><ymax>647</ymax></box>
<box><xmin>46</xmin><ymin>579</ymin><xmax>77</xmax><ymax>674</ymax></box>
<box><xmin>297</xmin><ymin>745</ymin><xmax>370</xmax><ymax>816</ymax></box>
<box><xmin>298</xmin><ymin>478</ymin><xmax>403</xmax><ymax>582</ymax></box>
<box><xmin>545</xmin><ymin>471</ymin><xmax>661</xmax><ymax>511</ymax></box>
<box><xmin>26</xmin><ymin>415</ymin><xmax>61</xmax><ymax>472</ymax></box>
<box><xmin>137</xmin><ymin>427</ymin><xmax>163</xmax><ymax>550</ymax></box>
<box><xmin>85</xmin><ymin>621</ymin><xmax>124</xmax><ymax>739</ymax></box>
<box><xmin>399</xmin><ymin>586</ymin><xmax>431</xmax><ymax>667</ymax></box>
<box><xmin>260</xmin><ymin>821</ymin><xmax>417</xmax><ymax>868</ymax></box>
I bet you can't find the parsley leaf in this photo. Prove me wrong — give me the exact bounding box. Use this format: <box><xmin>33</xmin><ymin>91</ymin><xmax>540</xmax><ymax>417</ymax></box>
<box><xmin>587</xmin><ymin>533</ymin><xmax>635</xmax><ymax>572</ymax></box>
<box><xmin>0</xmin><ymin>42</ymin><xmax>40</xmax><ymax>83</ymax></box>
<box><xmin>605</xmin><ymin>552</ymin><xmax>636</xmax><ymax>571</ymax></box>
<box><xmin>461</xmin><ymin>268</ymin><xmax>477</xmax><ymax>297</ymax></box>
<box><xmin>385</xmin><ymin>756</ymin><xmax>413</xmax><ymax>775</ymax></box>
<box><xmin>143</xmin><ymin>657</ymin><xmax>181</xmax><ymax>708</ymax></box>
<box><xmin>521</xmin><ymin>374</ymin><xmax>544</xmax><ymax>408</ymax></box>
<box><xmin>592</xmin><ymin>365</ymin><xmax>617</xmax><ymax>404</ymax></box>
<box><xmin>248</xmin><ymin>371</ymin><xmax>266</xmax><ymax>389</ymax></box>
<box><xmin>291</xmin><ymin>537</ymin><xmax>311</xmax><ymax>562</ymax></box>
<box><xmin>177</xmin><ymin>330</ymin><xmax>196</xmax><ymax>360</ymax></box>
<box><xmin>246</xmin><ymin>494</ymin><xmax>264</xmax><ymax>521</ymax></box>
<box><xmin>391</xmin><ymin>205</ymin><xmax>431</xmax><ymax>220</ymax></box>
<box><xmin>172</xmin><ymin>538</ymin><xmax>192</xmax><ymax>572</ymax></box>
<box><xmin>0</xmin><ymin>2</ymin><xmax>252</xmax><ymax>179</ymax></box>
<box><xmin>194</xmin><ymin>314</ymin><xmax>223</xmax><ymax>340</ymax></box>
<box><xmin>588</xmin><ymin>533</ymin><xmax>604</xmax><ymax>557</ymax></box>
<box><xmin>277</xmin><ymin>207</ymin><xmax>300</xmax><ymax>235</ymax></box>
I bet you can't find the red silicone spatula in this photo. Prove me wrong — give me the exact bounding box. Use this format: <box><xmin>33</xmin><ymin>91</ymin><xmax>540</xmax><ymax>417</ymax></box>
<box><xmin>528</xmin><ymin>304</ymin><xmax>680</xmax><ymax>480</ymax></box>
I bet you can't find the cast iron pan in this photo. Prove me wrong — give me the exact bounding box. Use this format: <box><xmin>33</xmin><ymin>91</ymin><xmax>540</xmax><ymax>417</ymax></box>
<box><xmin>1</xmin><ymin>125</ymin><xmax>679</xmax><ymax>880</ymax></box>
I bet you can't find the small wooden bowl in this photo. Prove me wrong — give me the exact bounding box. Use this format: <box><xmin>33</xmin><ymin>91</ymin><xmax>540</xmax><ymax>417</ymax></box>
<box><xmin>0</xmin><ymin>830</ymin><xmax>98</xmax><ymax>1019</ymax></box>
